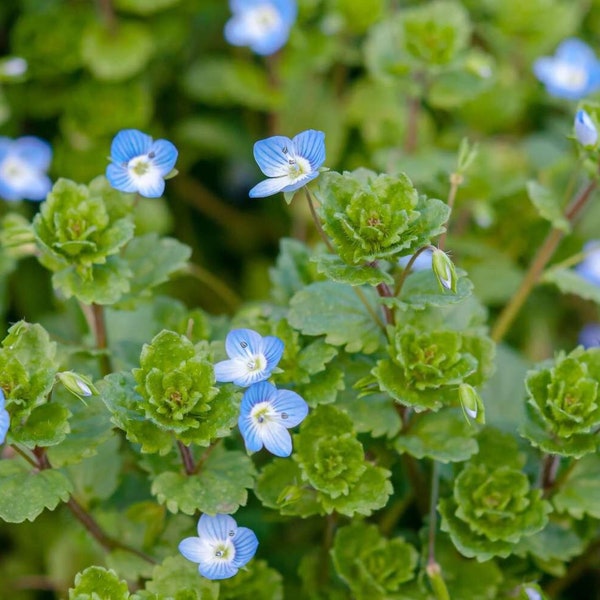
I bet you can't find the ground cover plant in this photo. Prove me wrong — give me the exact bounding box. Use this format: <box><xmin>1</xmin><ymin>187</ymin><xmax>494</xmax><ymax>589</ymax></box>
<box><xmin>1</xmin><ymin>1</ymin><xmax>600</xmax><ymax>599</ymax></box>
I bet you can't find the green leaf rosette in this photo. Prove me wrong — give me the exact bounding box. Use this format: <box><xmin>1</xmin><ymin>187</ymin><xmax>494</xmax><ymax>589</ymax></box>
<box><xmin>521</xmin><ymin>347</ymin><xmax>600</xmax><ymax>457</ymax></box>
<box><xmin>32</xmin><ymin>176</ymin><xmax>135</xmax><ymax>304</ymax></box>
<box><xmin>439</xmin><ymin>463</ymin><xmax>551</xmax><ymax>561</ymax></box>
<box><xmin>372</xmin><ymin>325</ymin><xmax>495</xmax><ymax>411</ymax></box>
<box><xmin>316</xmin><ymin>169</ymin><xmax>449</xmax><ymax>265</ymax></box>
<box><xmin>132</xmin><ymin>330</ymin><xmax>235</xmax><ymax>445</ymax></box>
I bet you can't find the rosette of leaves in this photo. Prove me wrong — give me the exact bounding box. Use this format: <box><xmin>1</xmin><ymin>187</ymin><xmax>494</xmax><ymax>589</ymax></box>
<box><xmin>32</xmin><ymin>176</ymin><xmax>135</xmax><ymax>304</ymax></box>
<box><xmin>316</xmin><ymin>169</ymin><xmax>448</xmax><ymax>265</ymax></box>
<box><xmin>521</xmin><ymin>347</ymin><xmax>600</xmax><ymax>457</ymax></box>
<box><xmin>0</xmin><ymin>321</ymin><xmax>69</xmax><ymax>448</ymax></box>
<box><xmin>439</xmin><ymin>462</ymin><xmax>551</xmax><ymax>561</ymax></box>
<box><xmin>371</xmin><ymin>325</ymin><xmax>494</xmax><ymax>411</ymax></box>
<box><xmin>132</xmin><ymin>330</ymin><xmax>222</xmax><ymax>437</ymax></box>
<box><xmin>331</xmin><ymin>522</ymin><xmax>418</xmax><ymax>600</ymax></box>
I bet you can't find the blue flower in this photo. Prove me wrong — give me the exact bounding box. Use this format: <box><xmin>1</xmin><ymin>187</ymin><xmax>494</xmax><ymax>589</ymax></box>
<box><xmin>533</xmin><ymin>38</ymin><xmax>600</xmax><ymax>100</ymax></box>
<box><xmin>249</xmin><ymin>129</ymin><xmax>326</xmax><ymax>198</ymax></box>
<box><xmin>106</xmin><ymin>129</ymin><xmax>178</xmax><ymax>198</ymax></box>
<box><xmin>0</xmin><ymin>136</ymin><xmax>52</xmax><ymax>202</ymax></box>
<box><xmin>179</xmin><ymin>513</ymin><xmax>258</xmax><ymax>580</ymax></box>
<box><xmin>0</xmin><ymin>389</ymin><xmax>9</xmax><ymax>444</ymax></box>
<box><xmin>214</xmin><ymin>328</ymin><xmax>284</xmax><ymax>387</ymax></box>
<box><xmin>238</xmin><ymin>381</ymin><xmax>308</xmax><ymax>457</ymax></box>
<box><xmin>578</xmin><ymin>323</ymin><xmax>600</xmax><ymax>349</ymax></box>
<box><xmin>575</xmin><ymin>109</ymin><xmax>598</xmax><ymax>147</ymax></box>
<box><xmin>576</xmin><ymin>241</ymin><xmax>600</xmax><ymax>286</ymax></box>
<box><xmin>224</xmin><ymin>0</ymin><xmax>297</xmax><ymax>56</ymax></box>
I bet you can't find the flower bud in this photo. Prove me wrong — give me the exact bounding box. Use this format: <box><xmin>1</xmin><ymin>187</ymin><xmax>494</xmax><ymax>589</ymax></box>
<box><xmin>432</xmin><ymin>249</ymin><xmax>457</xmax><ymax>293</ymax></box>
<box><xmin>575</xmin><ymin>109</ymin><xmax>598</xmax><ymax>148</ymax></box>
<box><xmin>458</xmin><ymin>383</ymin><xmax>485</xmax><ymax>424</ymax></box>
<box><xmin>57</xmin><ymin>371</ymin><xmax>97</xmax><ymax>399</ymax></box>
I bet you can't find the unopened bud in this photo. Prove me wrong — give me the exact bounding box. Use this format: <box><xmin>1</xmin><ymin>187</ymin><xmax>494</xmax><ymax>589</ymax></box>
<box><xmin>459</xmin><ymin>383</ymin><xmax>485</xmax><ymax>424</ymax></box>
<box><xmin>575</xmin><ymin>109</ymin><xmax>598</xmax><ymax>148</ymax></box>
<box><xmin>432</xmin><ymin>249</ymin><xmax>457</xmax><ymax>293</ymax></box>
<box><xmin>57</xmin><ymin>371</ymin><xmax>97</xmax><ymax>399</ymax></box>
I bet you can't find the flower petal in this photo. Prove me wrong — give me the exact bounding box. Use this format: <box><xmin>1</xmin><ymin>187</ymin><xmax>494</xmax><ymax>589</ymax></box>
<box><xmin>199</xmin><ymin>561</ymin><xmax>238</xmax><ymax>580</ymax></box>
<box><xmin>241</xmin><ymin>381</ymin><xmax>276</xmax><ymax>410</ymax></box>
<box><xmin>134</xmin><ymin>172</ymin><xmax>166</xmax><ymax>198</ymax></box>
<box><xmin>110</xmin><ymin>129</ymin><xmax>153</xmax><ymax>164</ymax></box>
<box><xmin>249</xmin><ymin>176</ymin><xmax>294</xmax><ymax>198</ymax></box>
<box><xmin>556</xmin><ymin>38</ymin><xmax>596</xmax><ymax>64</ymax></box>
<box><xmin>0</xmin><ymin>408</ymin><xmax>9</xmax><ymax>444</ymax></box>
<box><xmin>292</xmin><ymin>130</ymin><xmax>326</xmax><ymax>170</ymax></box>
<box><xmin>105</xmin><ymin>164</ymin><xmax>138</xmax><ymax>193</ymax></box>
<box><xmin>214</xmin><ymin>358</ymin><xmax>247</xmax><ymax>384</ymax></box>
<box><xmin>19</xmin><ymin>174</ymin><xmax>51</xmax><ymax>202</ymax></box>
<box><xmin>178</xmin><ymin>537</ymin><xmax>204</xmax><ymax>563</ymax></box>
<box><xmin>249</xmin><ymin>28</ymin><xmax>291</xmax><ymax>56</ymax></box>
<box><xmin>270</xmin><ymin>389</ymin><xmax>308</xmax><ymax>428</ymax></box>
<box><xmin>238</xmin><ymin>413</ymin><xmax>264</xmax><ymax>452</ymax></box>
<box><xmin>148</xmin><ymin>139</ymin><xmax>178</xmax><ymax>175</ymax></box>
<box><xmin>253</xmin><ymin>136</ymin><xmax>294</xmax><ymax>177</ymax></box>
<box><xmin>232</xmin><ymin>527</ymin><xmax>259</xmax><ymax>567</ymax></box>
<box><xmin>261</xmin><ymin>422</ymin><xmax>292</xmax><ymax>457</ymax></box>
<box><xmin>197</xmin><ymin>513</ymin><xmax>237</xmax><ymax>542</ymax></box>
<box><xmin>262</xmin><ymin>336</ymin><xmax>284</xmax><ymax>370</ymax></box>
<box><xmin>225</xmin><ymin>328</ymin><xmax>264</xmax><ymax>360</ymax></box>
<box><xmin>14</xmin><ymin>137</ymin><xmax>52</xmax><ymax>171</ymax></box>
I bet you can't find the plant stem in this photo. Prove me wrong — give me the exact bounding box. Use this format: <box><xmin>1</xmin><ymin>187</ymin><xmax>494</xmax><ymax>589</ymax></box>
<box><xmin>539</xmin><ymin>453</ymin><xmax>561</xmax><ymax>496</ymax></box>
<box><xmin>185</xmin><ymin>263</ymin><xmax>242</xmax><ymax>312</ymax></box>
<box><xmin>318</xmin><ymin>512</ymin><xmax>337</xmax><ymax>586</ymax></box>
<box><xmin>376</xmin><ymin>281</ymin><xmax>395</xmax><ymax>326</ymax></box>
<box><xmin>395</xmin><ymin>244</ymin><xmax>436</xmax><ymax>296</ymax></box>
<box><xmin>491</xmin><ymin>179</ymin><xmax>597</xmax><ymax>343</ymax></box>
<box><xmin>96</xmin><ymin>0</ymin><xmax>117</xmax><ymax>34</ymax></box>
<box><xmin>82</xmin><ymin>303</ymin><xmax>113</xmax><ymax>376</ymax></box>
<box><xmin>438</xmin><ymin>173</ymin><xmax>463</xmax><ymax>252</ymax></box>
<box><xmin>33</xmin><ymin>448</ymin><xmax>156</xmax><ymax>564</ymax></box>
<box><xmin>427</xmin><ymin>461</ymin><xmax>440</xmax><ymax>568</ymax></box>
<box><xmin>177</xmin><ymin>440</ymin><xmax>196</xmax><ymax>475</ymax></box>
<box><xmin>194</xmin><ymin>439</ymin><xmax>222</xmax><ymax>473</ymax></box>
<box><xmin>304</xmin><ymin>188</ymin><xmax>334</xmax><ymax>252</ymax></box>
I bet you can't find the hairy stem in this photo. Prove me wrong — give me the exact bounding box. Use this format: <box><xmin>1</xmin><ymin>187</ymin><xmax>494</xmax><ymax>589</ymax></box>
<box><xmin>427</xmin><ymin>461</ymin><xmax>440</xmax><ymax>567</ymax></box>
<box><xmin>491</xmin><ymin>179</ymin><xmax>597</xmax><ymax>343</ymax></box>
<box><xmin>539</xmin><ymin>453</ymin><xmax>561</xmax><ymax>497</ymax></box>
<box><xmin>177</xmin><ymin>441</ymin><xmax>196</xmax><ymax>475</ymax></box>
<box><xmin>83</xmin><ymin>303</ymin><xmax>112</xmax><ymax>376</ymax></box>
<box><xmin>395</xmin><ymin>244</ymin><xmax>436</xmax><ymax>296</ymax></box>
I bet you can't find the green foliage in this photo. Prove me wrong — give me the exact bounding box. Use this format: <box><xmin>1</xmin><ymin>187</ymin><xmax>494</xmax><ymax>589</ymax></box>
<box><xmin>69</xmin><ymin>566</ymin><xmax>130</xmax><ymax>600</ymax></box>
<box><xmin>0</xmin><ymin>459</ymin><xmax>72</xmax><ymax>523</ymax></box>
<box><xmin>521</xmin><ymin>347</ymin><xmax>600</xmax><ymax>456</ymax></box>
<box><xmin>526</xmin><ymin>181</ymin><xmax>571</xmax><ymax>233</ymax></box>
<box><xmin>439</xmin><ymin>460</ymin><xmax>551</xmax><ymax>561</ymax></box>
<box><xmin>552</xmin><ymin>453</ymin><xmax>600</xmax><ymax>519</ymax></box>
<box><xmin>317</xmin><ymin>169</ymin><xmax>448</xmax><ymax>264</ymax></box>
<box><xmin>331</xmin><ymin>522</ymin><xmax>418</xmax><ymax>599</ymax></box>
<box><xmin>372</xmin><ymin>325</ymin><xmax>495</xmax><ymax>411</ymax></box>
<box><xmin>151</xmin><ymin>446</ymin><xmax>256</xmax><ymax>515</ymax></box>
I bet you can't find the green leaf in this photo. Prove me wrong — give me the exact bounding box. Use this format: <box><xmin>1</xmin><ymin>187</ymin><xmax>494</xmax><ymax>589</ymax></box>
<box><xmin>99</xmin><ymin>372</ymin><xmax>174</xmax><ymax>455</ymax></box>
<box><xmin>69</xmin><ymin>566</ymin><xmax>130</xmax><ymax>600</ymax></box>
<box><xmin>151</xmin><ymin>447</ymin><xmax>256</xmax><ymax>515</ymax></box>
<box><xmin>394</xmin><ymin>409</ymin><xmax>479</xmax><ymax>463</ymax></box>
<box><xmin>114</xmin><ymin>0</ymin><xmax>181</xmax><ymax>15</ymax></box>
<box><xmin>312</xmin><ymin>254</ymin><xmax>394</xmax><ymax>286</ymax></box>
<box><xmin>395</xmin><ymin>269</ymin><xmax>473</xmax><ymax>311</ymax></box>
<box><xmin>543</xmin><ymin>267</ymin><xmax>600</xmax><ymax>304</ymax></box>
<box><xmin>552</xmin><ymin>453</ymin><xmax>600</xmax><ymax>519</ymax></box>
<box><xmin>526</xmin><ymin>181</ymin><xmax>570</xmax><ymax>232</ymax></box>
<box><xmin>288</xmin><ymin>281</ymin><xmax>383</xmax><ymax>353</ymax></box>
<box><xmin>144</xmin><ymin>555</ymin><xmax>219</xmax><ymax>599</ymax></box>
<box><xmin>514</xmin><ymin>520</ymin><xmax>586</xmax><ymax>564</ymax></box>
<box><xmin>10</xmin><ymin>402</ymin><xmax>71</xmax><ymax>448</ymax></box>
<box><xmin>47</xmin><ymin>388</ymin><xmax>115</xmax><ymax>466</ymax></box>
<box><xmin>118</xmin><ymin>234</ymin><xmax>191</xmax><ymax>307</ymax></box>
<box><xmin>81</xmin><ymin>21</ymin><xmax>153</xmax><ymax>81</ymax></box>
<box><xmin>219</xmin><ymin>560</ymin><xmax>284</xmax><ymax>600</ymax></box>
<box><xmin>52</xmin><ymin>258</ymin><xmax>132</xmax><ymax>305</ymax></box>
<box><xmin>183</xmin><ymin>57</ymin><xmax>281</xmax><ymax>110</ymax></box>
<box><xmin>339</xmin><ymin>392</ymin><xmax>402</xmax><ymax>438</ymax></box>
<box><xmin>0</xmin><ymin>460</ymin><xmax>72</xmax><ymax>522</ymax></box>
<box><xmin>331</xmin><ymin>522</ymin><xmax>418</xmax><ymax>599</ymax></box>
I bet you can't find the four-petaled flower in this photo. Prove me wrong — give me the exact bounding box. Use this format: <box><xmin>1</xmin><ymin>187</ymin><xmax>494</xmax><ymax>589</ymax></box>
<box><xmin>224</xmin><ymin>0</ymin><xmax>297</xmax><ymax>56</ymax></box>
<box><xmin>533</xmin><ymin>38</ymin><xmax>600</xmax><ymax>100</ymax></box>
<box><xmin>238</xmin><ymin>381</ymin><xmax>308</xmax><ymax>457</ymax></box>
<box><xmin>575</xmin><ymin>109</ymin><xmax>598</xmax><ymax>147</ymax></box>
<box><xmin>0</xmin><ymin>136</ymin><xmax>52</xmax><ymax>202</ymax></box>
<box><xmin>106</xmin><ymin>129</ymin><xmax>178</xmax><ymax>198</ymax></box>
<box><xmin>214</xmin><ymin>328</ymin><xmax>284</xmax><ymax>387</ymax></box>
<box><xmin>0</xmin><ymin>388</ymin><xmax>9</xmax><ymax>444</ymax></box>
<box><xmin>249</xmin><ymin>130</ymin><xmax>326</xmax><ymax>198</ymax></box>
<box><xmin>576</xmin><ymin>241</ymin><xmax>600</xmax><ymax>286</ymax></box>
<box><xmin>179</xmin><ymin>513</ymin><xmax>258</xmax><ymax>580</ymax></box>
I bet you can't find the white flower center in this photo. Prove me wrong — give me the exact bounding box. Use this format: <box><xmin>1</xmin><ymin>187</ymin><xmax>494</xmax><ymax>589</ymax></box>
<box><xmin>126</xmin><ymin>153</ymin><xmax>161</xmax><ymax>188</ymax></box>
<box><xmin>0</xmin><ymin>155</ymin><xmax>37</xmax><ymax>190</ymax></box>
<box><xmin>199</xmin><ymin>538</ymin><xmax>235</xmax><ymax>565</ymax></box>
<box><xmin>286</xmin><ymin>155</ymin><xmax>311</xmax><ymax>181</ymax></box>
<box><xmin>245</xmin><ymin>353</ymin><xmax>267</xmax><ymax>374</ymax></box>
<box><xmin>553</xmin><ymin>62</ymin><xmax>587</xmax><ymax>91</ymax></box>
<box><xmin>244</xmin><ymin>4</ymin><xmax>282</xmax><ymax>39</ymax></box>
<box><xmin>251</xmin><ymin>401</ymin><xmax>277</xmax><ymax>425</ymax></box>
